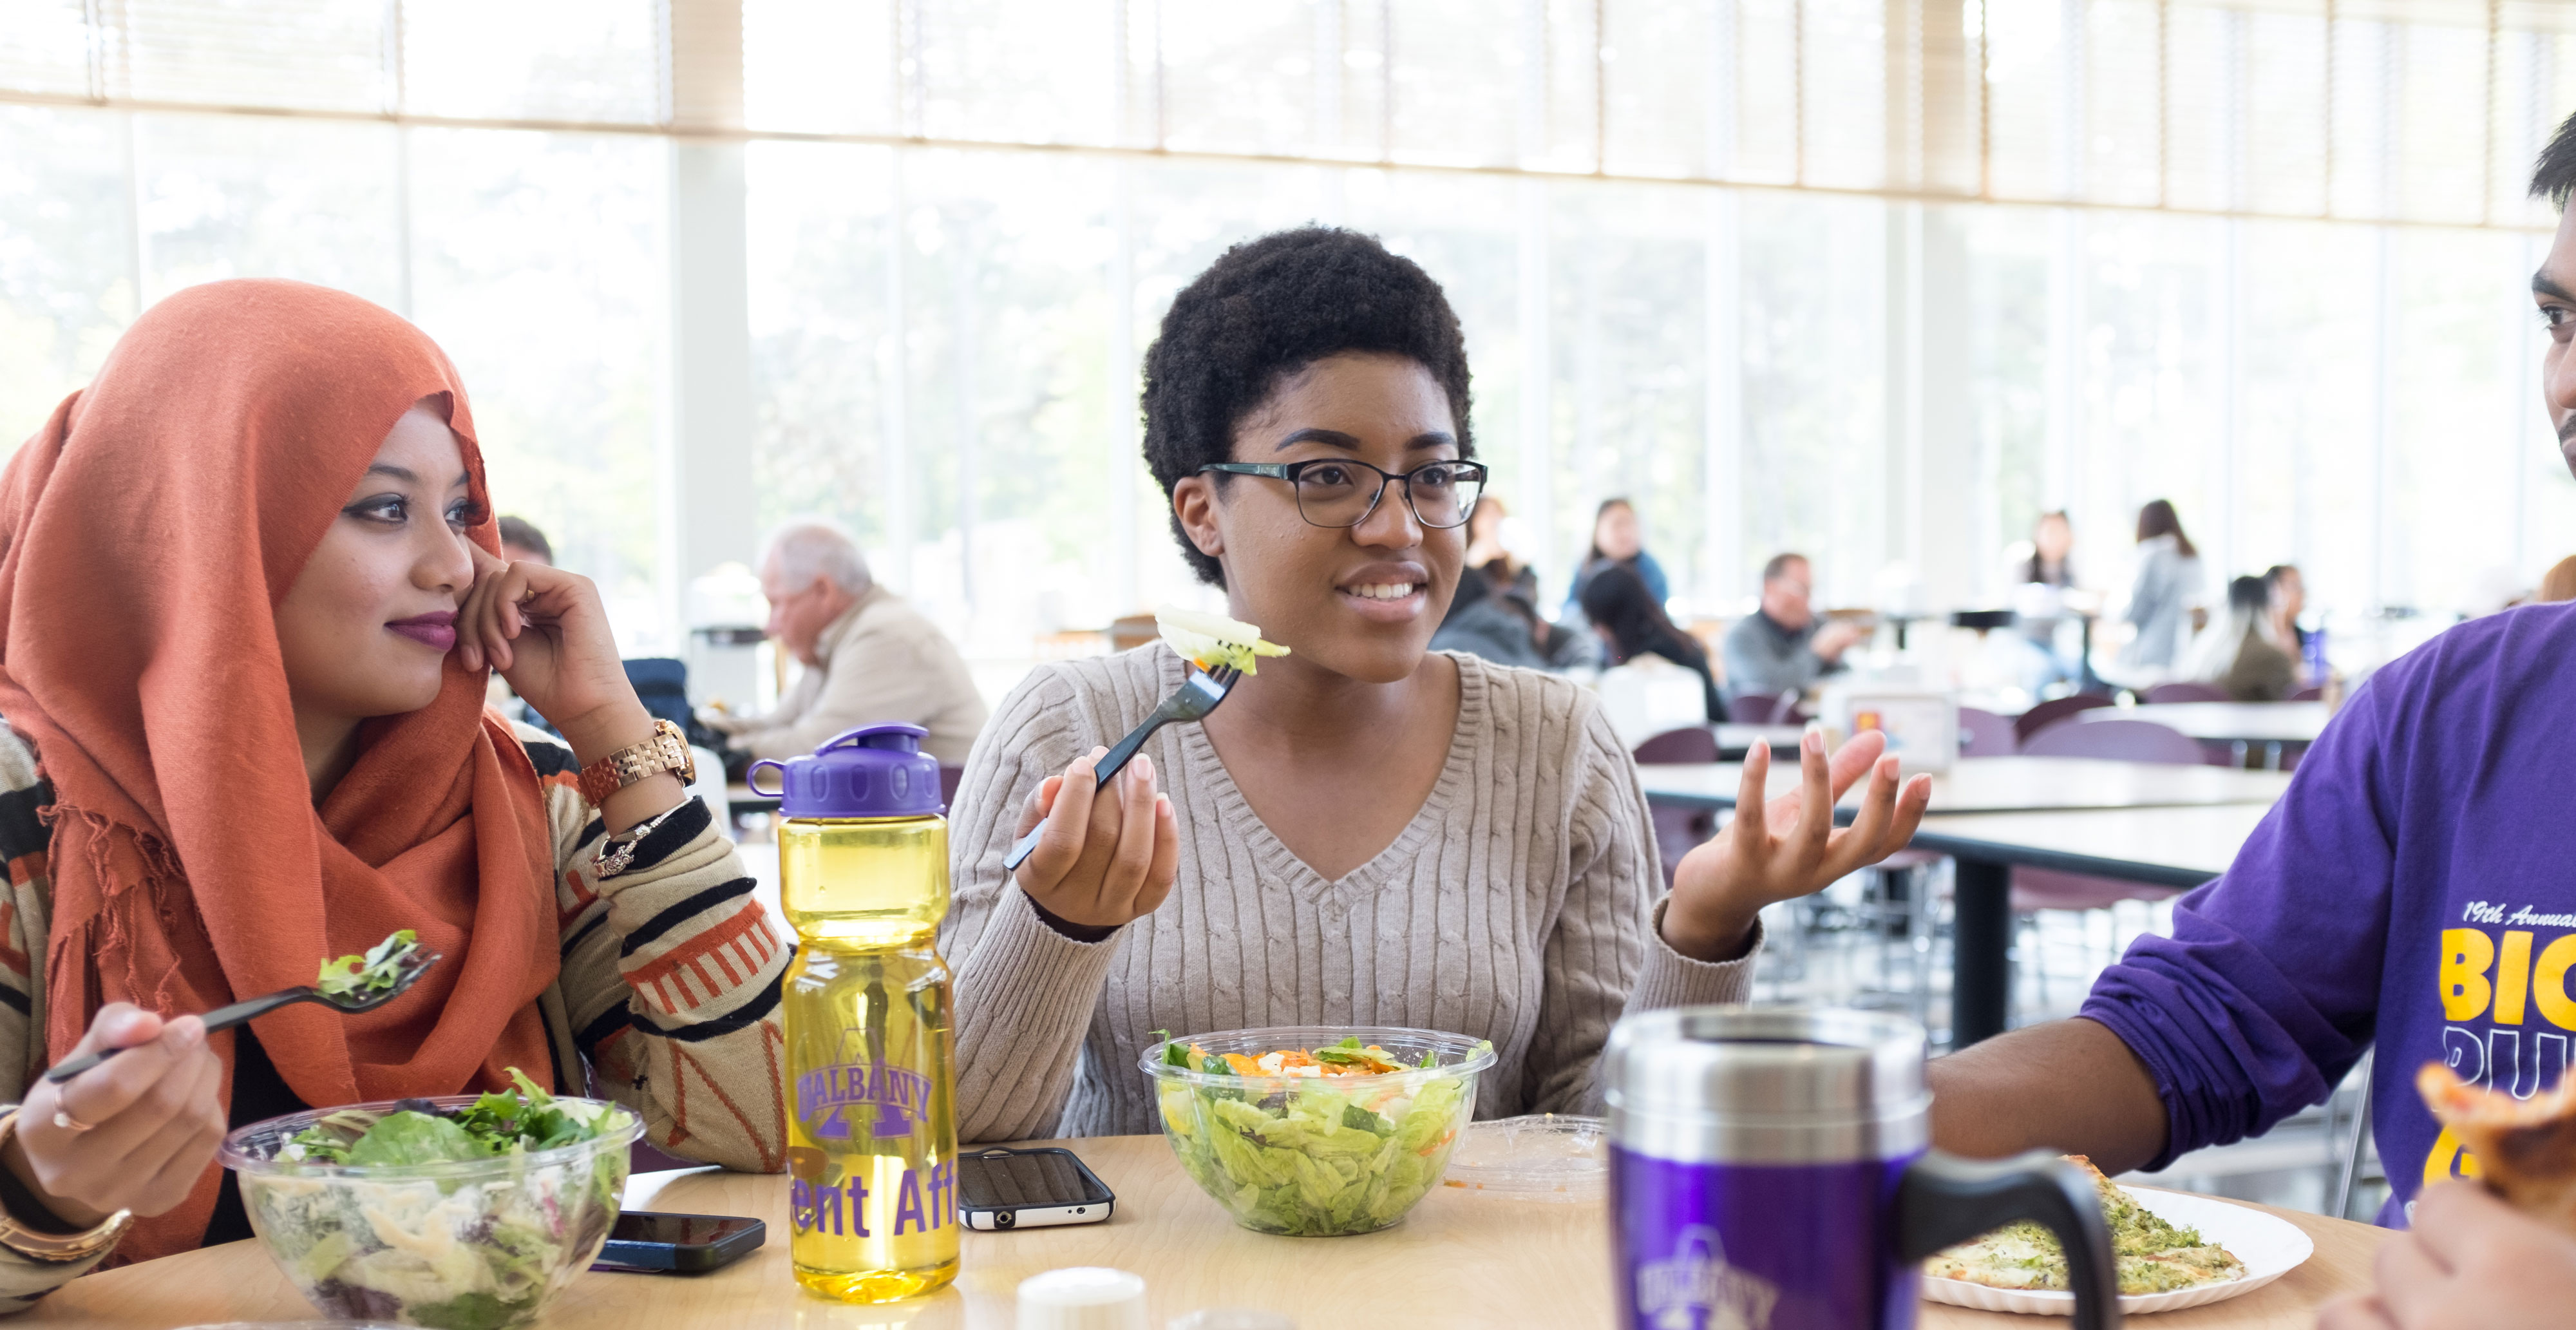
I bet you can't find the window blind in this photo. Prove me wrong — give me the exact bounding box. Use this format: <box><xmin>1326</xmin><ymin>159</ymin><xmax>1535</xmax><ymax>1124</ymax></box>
<box><xmin>0</xmin><ymin>0</ymin><xmax>665</xmax><ymax>124</ymax></box>
<box><xmin>2</xmin><ymin>0</ymin><xmax>2568</xmax><ymax>229</ymax></box>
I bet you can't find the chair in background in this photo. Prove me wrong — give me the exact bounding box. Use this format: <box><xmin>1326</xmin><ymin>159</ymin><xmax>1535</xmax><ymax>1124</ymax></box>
<box><xmin>1633</xmin><ymin>727</ymin><xmax>1719</xmax><ymax>765</ymax></box>
<box><xmin>2013</xmin><ymin>694</ymin><xmax>2114</xmax><ymax>746</ymax></box>
<box><xmin>940</xmin><ymin>765</ymin><xmax>965</xmax><ymax>812</ymax></box>
<box><xmin>2009</xmin><ymin>717</ymin><xmax>2202</xmax><ymax>1013</ymax></box>
<box><xmin>2019</xmin><ymin>717</ymin><xmax>2204</xmax><ymax>765</ymax></box>
<box><xmin>2144</xmin><ymin>681</ymin><xmax>2230</xmax><ymax>704</ymax></box>
<box><xmin>1957</xmin><ymin>706</ymin><xmax>2017</xmax><ymax>757</ymax></box>
<box><xmin>1727</xmin><ymin>692</ymin><xmax>1801</xmax><ymax>725</ymax></box>
<box><xmin>1633</xmin><ymin>727</ymin><xmax>1721</xmax><ymax>887</ymax></box>
<box><xmin>2291</xmin><ymin>685</ymin><xmax>2325</xmax><ymax>702</ymax></box>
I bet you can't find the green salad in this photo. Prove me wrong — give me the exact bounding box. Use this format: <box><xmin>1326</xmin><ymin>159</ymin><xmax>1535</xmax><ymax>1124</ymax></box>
<box><xmin>1146</xmin><ymin>1031</ymin><xmax>1488</xmax><ymax>1237</ymax></box>
<box><xmin>315</xmin><ymin>928</ymin><xmax>421</xmax><ymax>999</ymax></box>
<box><xmin>242</xmin><ymin>1072</ymin><xmax>635</xmax><ymax>1330</ymax></box>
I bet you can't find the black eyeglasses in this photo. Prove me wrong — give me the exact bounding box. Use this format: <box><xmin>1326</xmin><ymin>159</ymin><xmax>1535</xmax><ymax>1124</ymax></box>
<box><xmin>1197</xmin><ymin>459</ymin><xmax>1488</xmax><ymax>530</ymax></box>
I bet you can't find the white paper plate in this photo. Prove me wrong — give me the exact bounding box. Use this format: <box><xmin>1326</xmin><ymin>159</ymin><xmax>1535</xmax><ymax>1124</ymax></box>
<box><xmin>1920</xmin><ymin>1186</ymin><xmax>2315</xmax><ymax>1316</ymax></box>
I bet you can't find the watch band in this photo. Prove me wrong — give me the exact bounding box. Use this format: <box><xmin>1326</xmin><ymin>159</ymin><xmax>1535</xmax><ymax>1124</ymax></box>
<box><xmin>0</xmin><ymin>1110</ymin><xmax>130</xmax><ymax>1263</ymax></box>
<box><xmin>576</xmin><ymin>718</ymin><xmax>697</xmax><ymax>808</ymax></box>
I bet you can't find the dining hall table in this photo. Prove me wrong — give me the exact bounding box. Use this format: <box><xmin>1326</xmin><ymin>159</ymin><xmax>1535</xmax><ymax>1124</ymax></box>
<box><xmin>37</xmin><ymin>1134</ymin><xmax>2385</xmax><ymax>1329</ymax></box>
<box><xmin>1913</xmin><ymin>802</ymin><xmax>2278</xmax><ymax>1048</ymax></box>
<box><xmin>1640</xmin><ymin>757</ymin><xmax>2288</xmax><ymax>1049</ymax></box>
<box><xmin>1638</xmin><ymin>755</ymin><xmax>2292</xmax><ymax>816</ymax></box>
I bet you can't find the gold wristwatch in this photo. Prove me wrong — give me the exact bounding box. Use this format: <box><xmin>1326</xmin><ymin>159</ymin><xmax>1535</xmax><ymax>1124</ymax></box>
<box><xmin>576</xmin><ymin>718</ymin><xmax>696</xmax><ymax>807</ymax></box>
<box><xmin>0</xmin><ymin>1110</ymin><xmax>129</xmax><ymax>1262</ymax></box>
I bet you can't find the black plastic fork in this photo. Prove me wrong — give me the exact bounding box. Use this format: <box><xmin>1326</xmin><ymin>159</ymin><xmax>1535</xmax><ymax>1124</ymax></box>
<box><xmin>1001</xmin><ymin>664</ymin><xmax>1243</xmax><ymax>872</ymax></box>
<box><xmin>44</xmin><ymin>947</ymin><xmax>442</xmax><ymax>1083</ymax></box>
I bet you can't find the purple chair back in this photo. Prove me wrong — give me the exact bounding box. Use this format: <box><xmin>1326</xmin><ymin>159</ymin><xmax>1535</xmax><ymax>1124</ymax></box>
<box><xmin>2020</xmin><ymin>716</ymin><xmax>2204</xmax><ymax>765</ymax></box>
<box><xmin>2290</xmin><ymin>685</ymin><xmax>2325</xmax><ymax>702</ymax></box>
<box><xmin>1727</xmin><ymin>692</ymin><xmax>1781</xmax><ymax>725</ymax></box>
<box><xmin>1956</xmin><ymin>706</ymin><xmax>2017</xmax><ymax>757</ymax></box>
<box><xmin>1649</xmin><ymin>804</ymin><xmax>1717</xmax><ymax>888</ymax></box>
<box><xmin>2013</xmin><ymin>693</ymin><xmax>2114</xmax><ymax>745</ymax></box>
<box><xmin>1634</xmin><ymin>727</ymin><xmax>1720</xmax><ymax>765</ymax></box>
<box><xmin>939</xmin><ymin>765</ymin><xmax>965</xmax><ymax>811</ymax></box>
<box><xmin>2144</xmin><ymin>681</ymin><xmax>2231</xmax><ymax>704</ymax></box>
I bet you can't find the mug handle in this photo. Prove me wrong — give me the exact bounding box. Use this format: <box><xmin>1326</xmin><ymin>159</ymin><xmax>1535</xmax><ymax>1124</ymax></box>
<box><xmin>1895</xmin><ymin>1150</ymin><xmax>2123</xmax><ymax>1330</ymax></box>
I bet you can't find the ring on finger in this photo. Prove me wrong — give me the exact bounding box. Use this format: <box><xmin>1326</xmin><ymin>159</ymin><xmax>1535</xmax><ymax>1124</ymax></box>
<box><xmin>52</xmin><ymin>1107</ymin><xmax>96</xmax><ymax>1134</ymax></box>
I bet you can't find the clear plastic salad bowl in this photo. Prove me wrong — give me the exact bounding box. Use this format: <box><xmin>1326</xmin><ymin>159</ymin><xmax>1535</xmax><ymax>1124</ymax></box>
<box><xmin>1141</xmin><ymin>1025</ymin><xmax>1495</xmax><ymax>1237</ymax></box>
<box><xmin>219</xmin><ymin>1096</ymin><xmax>641</xmax><ymax>1330</ymax></box>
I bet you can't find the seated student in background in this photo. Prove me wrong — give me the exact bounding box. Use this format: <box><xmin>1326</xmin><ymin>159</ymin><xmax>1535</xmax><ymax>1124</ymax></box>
<box><xmin>0</xmin><ymin>280</ymin><xmax>786</xmax><ymax>1296</ymax></box>
<box><xmin>1720</xmin><ymin>553</ymin><xmax>1864</xmax><ymax>705</ymax></box>
<box><xmin>497</xmin><ymin>513</ymin><xmax>553</xmax><ymax>566</ymax></box>
<box><xmin>1431</xmin><ymin>495</ymin><xmax>1584</xmax><ymax>670</ymax></box>
<box><xmin>1917</xmin><ymin>113</ymin><xmax>2576</xmax><ymax>1246</ymax></box>
<box><xmin>1562</xmin><ymin>497</ymin><xmax>1669</xmax><ymax>616</ymax></box>
<box><xmin>1580</xmin><ymin>564</ymin><xmax>1723</xmax><ymax>722</ymax></box>
<box><xmin>940</xmin><ymin>227</ymin><xmax>1932</xmax><ymax>1142</ymax></box>
<box><xmin>2183</xmin><ymin>575</ymin><xmax>2296</xmax><ymax>702</ymax></box>
<box><xmin>701</xmin><ymin>522</ymin><xmax>987</xmax><ymax>765</ymax></box>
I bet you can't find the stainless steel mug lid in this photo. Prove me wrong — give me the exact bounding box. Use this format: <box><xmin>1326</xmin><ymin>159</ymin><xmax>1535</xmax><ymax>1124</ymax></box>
<box><xmin>1602</xmin><ymin>1006</ymin><xmax>1929</xmax><ymax>1123</ymax></box>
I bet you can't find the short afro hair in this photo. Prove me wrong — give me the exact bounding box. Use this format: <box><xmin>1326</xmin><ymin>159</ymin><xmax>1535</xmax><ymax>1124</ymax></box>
<box><xmin>1141</xmin><ymin>227</ymin><xmax>1473</xmax><ymax>587</ymax></box>
<box><xmin>2535</xmin><ymin>108</ymin><xmax>2576</xmax><ymax>207</ymax></box>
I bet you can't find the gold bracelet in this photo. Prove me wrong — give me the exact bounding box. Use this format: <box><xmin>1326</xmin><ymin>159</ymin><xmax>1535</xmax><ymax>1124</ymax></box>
<box><xmin>0</xmin><ymin>1110</ymin><xmax>129</xmax><ymax>1263</ymax></box>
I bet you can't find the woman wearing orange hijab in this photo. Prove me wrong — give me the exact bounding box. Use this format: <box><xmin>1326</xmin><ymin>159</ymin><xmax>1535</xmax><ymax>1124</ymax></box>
<box><xmin>0</xmin><ymin>280</ymin><xmax>786</xmax><ymax>1295</ymax></box>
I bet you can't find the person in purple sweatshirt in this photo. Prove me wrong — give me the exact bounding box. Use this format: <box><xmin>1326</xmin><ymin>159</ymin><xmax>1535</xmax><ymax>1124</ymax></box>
<box><xmin>1925</xmin><ymin>113</ymin><xmax>2576</xmax><ymax>1328</ymax></box>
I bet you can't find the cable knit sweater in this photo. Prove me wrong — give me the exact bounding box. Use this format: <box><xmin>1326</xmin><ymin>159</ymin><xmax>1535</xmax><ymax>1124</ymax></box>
<box><xmin>941</xmin><ymin>646</ymin><xmax>1757</xmax><ymax>1141</ymax></box>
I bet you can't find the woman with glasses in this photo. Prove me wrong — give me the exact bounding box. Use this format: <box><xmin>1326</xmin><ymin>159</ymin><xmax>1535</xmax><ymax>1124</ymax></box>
<box><xmin>940</xmin><ymin>228</ymin><xmax>1930</xmax><ymax>1141</ymax></box>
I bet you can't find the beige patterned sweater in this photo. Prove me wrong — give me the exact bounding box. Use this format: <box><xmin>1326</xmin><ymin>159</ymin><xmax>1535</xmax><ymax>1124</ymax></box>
<box><xmin>0</xmin><ymin>718</ymin><xmax>788</xmax><ymax>1310</ymax></box>
<box><xmin>942</xmin><ymin>646</ymin><xmax>1757</xmax><ymax>1142</ymax></box>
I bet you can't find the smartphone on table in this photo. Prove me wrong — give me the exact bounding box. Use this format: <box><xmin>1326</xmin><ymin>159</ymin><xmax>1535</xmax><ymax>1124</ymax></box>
<box><xmin>958</xmin><ymin>1146</ymin><xmax>1116</xmax><ymax>1231</ymax></box>
<box><xmin>591</xmin><ymin>1210</ymin><xmax>766</xmax><ymax>1273</ymax></box>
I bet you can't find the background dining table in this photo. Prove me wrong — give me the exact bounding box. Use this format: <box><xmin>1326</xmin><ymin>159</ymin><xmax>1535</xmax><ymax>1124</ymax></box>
<box><xmin>35</xmin><ymin>1134</ymin><xmax>2387</xmax><ymax>1329</ymax></box>
<box><xmin>1637</xmin><ymin>755</ymin><xmax>2293</xmax><ymax>815</ymax></box>
<box><xmin>1640</xmin><ymin>756</ymin><xmax>2286</xmax><ymax>1049</ymax></box>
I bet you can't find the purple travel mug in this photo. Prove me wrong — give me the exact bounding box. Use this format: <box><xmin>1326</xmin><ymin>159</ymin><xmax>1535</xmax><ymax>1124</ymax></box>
<box><xmin>1604</xmin><ymin>1007</ymin><xmax>2119</xmax><ymax>1330</ymax></box>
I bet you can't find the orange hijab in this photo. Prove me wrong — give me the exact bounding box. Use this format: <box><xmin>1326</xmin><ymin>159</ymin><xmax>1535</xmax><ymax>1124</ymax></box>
<box><xmin>0</xmin><ymin>280</ymin><xmax>560</xmax><ymax>1259</ymax></box>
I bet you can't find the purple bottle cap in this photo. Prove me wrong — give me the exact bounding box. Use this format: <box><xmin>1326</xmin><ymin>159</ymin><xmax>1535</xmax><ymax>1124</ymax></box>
<box><xmin>746</xmin><ymin>723</ymin><xmax>943</xmax><ymax>818</ymax></box>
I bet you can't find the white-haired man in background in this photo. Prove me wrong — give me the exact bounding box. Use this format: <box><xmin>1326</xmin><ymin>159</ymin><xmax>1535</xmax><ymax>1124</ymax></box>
<box><xmin>703</xmin><ymin>522</ymin><xmax>989</xmax><ymax>765</ymax></box>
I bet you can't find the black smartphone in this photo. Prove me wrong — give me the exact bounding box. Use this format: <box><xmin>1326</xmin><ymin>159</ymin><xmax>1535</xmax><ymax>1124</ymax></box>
<box><xmin>591</xmin><ymin>1210</ymin><xmax>766</xmax><ymax>1273</ymax></box>
<box><xmin>957</xmin><ymin>1146</ymin><xmax>1115</xmax><ymax>1231</ymax></box>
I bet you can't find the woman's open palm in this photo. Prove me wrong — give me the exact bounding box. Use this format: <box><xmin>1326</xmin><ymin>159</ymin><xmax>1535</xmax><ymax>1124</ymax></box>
<box><xmin>1662</xmin><ymin>729</ymin><xmax>1933</xmax><ymax>960</ymax></box>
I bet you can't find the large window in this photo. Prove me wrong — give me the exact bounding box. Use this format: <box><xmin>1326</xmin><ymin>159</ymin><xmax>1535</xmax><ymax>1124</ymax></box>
<box><xmin>3</xmin><ymin>0</ymin><xmax>2573</xmax><ymax>690</ymax></box>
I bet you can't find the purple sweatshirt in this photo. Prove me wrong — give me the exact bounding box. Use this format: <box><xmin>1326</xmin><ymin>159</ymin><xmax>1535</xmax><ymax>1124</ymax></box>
<box><xmin>2079</xmin><ymin>602</ymin><xmax>2576</xmax><ymax>1228</ymax></box>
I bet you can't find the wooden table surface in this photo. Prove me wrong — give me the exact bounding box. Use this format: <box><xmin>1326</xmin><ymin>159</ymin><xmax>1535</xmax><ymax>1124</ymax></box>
<box><xmin>2079</xmin><ymin>702</ymin><xmax>2332</xmax><ymax>745</ymax></box>
<box><xmin>39</xmin><ymin>1135</ymin><xmax>2384</xmax><ymax>1329</ymax></box>
<box><xmin>1640</xmin><ymin>755</ymin><xmax>2290</xmax><ymax>815</ymax></box>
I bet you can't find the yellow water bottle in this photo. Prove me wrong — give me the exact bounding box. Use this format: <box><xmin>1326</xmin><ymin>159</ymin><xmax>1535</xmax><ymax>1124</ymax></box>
<box><xmin>752</xmin><ymin>723</ymin><xmax>960</xmax><ymax>1303</ymax></box>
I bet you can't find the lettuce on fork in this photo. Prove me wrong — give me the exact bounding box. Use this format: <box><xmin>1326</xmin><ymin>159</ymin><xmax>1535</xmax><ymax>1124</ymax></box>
<box><xmin>1155</xmin><ymin>606</ymin><xmax>1289</xmax><ymax>676</ymax></box>
<box><xmin>316</xmin><ymin>928</ymin><xmax>421</xmax><ymax>998</ymax></box>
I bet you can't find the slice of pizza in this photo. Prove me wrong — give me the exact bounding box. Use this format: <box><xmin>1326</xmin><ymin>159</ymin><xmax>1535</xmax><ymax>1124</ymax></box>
<box><xmin>2418</xmin><ymin>1061</ymin><xmax>2576</xmax><ymax>1235</ymax></box>
<box><xmin>1926</xmin><ymin>1154</ymin><xmax>2245</xmax><ymax>1295</ymax></box>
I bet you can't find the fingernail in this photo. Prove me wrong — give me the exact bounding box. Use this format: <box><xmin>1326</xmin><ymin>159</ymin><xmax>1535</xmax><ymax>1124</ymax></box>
<box><xmin>1804</xmin><ymin>730</ymin><xmax>1822</xmax><ymax>754</ymax></box>
<box><xmin>1135</xmin><ymin>754</ymin><xmax>1154</xmax><ymax>784</ymax></box>
<box><xmin>171</xmin><ymin>1017</ymin><xmax>203</xmax><ymax>1048</ymax></box>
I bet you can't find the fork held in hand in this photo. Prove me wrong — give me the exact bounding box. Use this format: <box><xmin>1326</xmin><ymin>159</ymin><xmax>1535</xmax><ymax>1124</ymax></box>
<box><xmin>42</xmin><ymin>949</ymin><xmax>442</xmax><ymax>1083</ymax></box>
<box><xmin>1001</xmin><ymin>665</ymin><xmax>1242</xmax><ymax>873</ymax></box>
